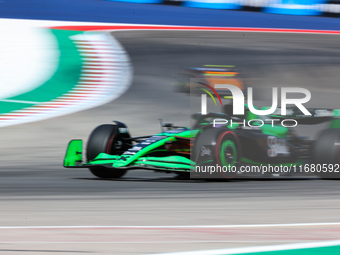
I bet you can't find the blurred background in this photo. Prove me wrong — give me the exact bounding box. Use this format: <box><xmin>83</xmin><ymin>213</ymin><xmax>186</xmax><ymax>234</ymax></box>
<box><xmin>1</xmin><ymin>1</ymin><xmax>340</xmax><ymax>254</ymax></box>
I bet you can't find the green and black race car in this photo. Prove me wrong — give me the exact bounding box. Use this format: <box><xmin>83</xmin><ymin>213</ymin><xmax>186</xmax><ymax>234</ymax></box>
<box><xmin>64</xmin><ymin>105</ymin><xmax>340</xmax><ymax>179</ymax></box>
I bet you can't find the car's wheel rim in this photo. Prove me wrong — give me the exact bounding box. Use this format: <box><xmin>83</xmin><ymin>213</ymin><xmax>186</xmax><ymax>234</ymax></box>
<box><xmin>220</xmin><ymin>139</ymin><xmax>237</xmax><ymax>167</ymax></box>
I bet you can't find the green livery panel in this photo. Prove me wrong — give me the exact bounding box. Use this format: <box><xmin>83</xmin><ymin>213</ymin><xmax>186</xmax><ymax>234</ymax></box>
<box><xmin>64</xmin><ymin>128</ymin><xmax>195</xmax><ymax>172</ymax></box>
<box><xmin>64</xmin><ymin>140</ymin><xmax>83</xmax><ymax>167</ymax></box>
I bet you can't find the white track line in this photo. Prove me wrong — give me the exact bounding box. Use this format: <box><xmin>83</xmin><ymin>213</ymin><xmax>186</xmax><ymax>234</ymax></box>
<box><xmin>0</xmin><ymin>222</ymin><xmax>340</xmax><ymax>229</ymax></box>
<box><xmin>0</xmin><ymin>99</ymin><xmax>43</xmax><ymax>104</ymax></box>
<box><xmin>0</xmin><ymin>241</ymin><xmax>310</xmax><ymax>244</ymax></box>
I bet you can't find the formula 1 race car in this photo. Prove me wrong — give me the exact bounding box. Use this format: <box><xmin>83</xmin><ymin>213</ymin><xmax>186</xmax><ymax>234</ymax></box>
<box><xmin>64</xmin><ymin>106</ymin><xmax>340</xmax><ymax>179</ymax></box>
<box><xmin>174</xmin><ymin>65</ymin><xmax>245</xmax><ymax>96</ymax></box>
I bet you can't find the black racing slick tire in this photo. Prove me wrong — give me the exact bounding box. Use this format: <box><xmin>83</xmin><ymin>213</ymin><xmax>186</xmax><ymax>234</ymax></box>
<box><xmin>86</xmin><ymin>123</ymin><xmax>131</xmax><ymax>179</ymax></box>
<box><xmin>312</xmin><ymin>128</ymin><xmax>340</xmax><ymax>179</ymax></box>
<box><xmin>214</xmin><ymin>130</ymin><xmax>241</xmax><ymax>179</ymax></box>
<box><xmin>193</xmin><ymin>128</ymin><xmax>241</xmax><ymax>179</ymax></box>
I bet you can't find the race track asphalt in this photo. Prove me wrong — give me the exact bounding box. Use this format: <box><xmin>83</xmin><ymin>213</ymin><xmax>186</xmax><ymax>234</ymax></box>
<box><xmin>0</xmin><ymin>31</ymin><xmax>340</xmax><ymax>254</ymax></box>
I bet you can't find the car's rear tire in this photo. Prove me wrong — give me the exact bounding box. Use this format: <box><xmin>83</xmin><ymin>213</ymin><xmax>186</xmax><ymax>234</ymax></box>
<box><xmin>86</xmin><ymin>123</ymin><xmax>131</xmax><ymax>179</ymax></box>
<box><xmin>215</xmin><ymin>130</ymin><xmax>241</xmax><ymax>179</ymax></box>
<box><xmin>193</xmin><ymin>128</ymin><xmax>241</xmax><ymax>179</ymax></box>
<box><xmin>312</xmin><ymin>128</ymin><xmax>340</xmax><ymax>179</ymax></box>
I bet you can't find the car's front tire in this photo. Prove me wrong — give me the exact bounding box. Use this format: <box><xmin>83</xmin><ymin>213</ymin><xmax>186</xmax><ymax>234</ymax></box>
<box><xmin>86</xmin><ymin>124</ymin><xmax>131</xmax><ymax>179</ymax></box>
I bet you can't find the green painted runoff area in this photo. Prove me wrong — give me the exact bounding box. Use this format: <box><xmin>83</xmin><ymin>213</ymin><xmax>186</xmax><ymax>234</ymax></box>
<box><xmin>0</xmin><ymin>29</ymin><xmax>83</xmax><ymax>114</ymax></box>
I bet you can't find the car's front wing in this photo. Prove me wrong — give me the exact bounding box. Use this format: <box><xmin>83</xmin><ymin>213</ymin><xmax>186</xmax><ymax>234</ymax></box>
<box><xmin>63</xmin><ymin>140</ymin><xmax>192</xmax><ymax>172</ymax></box>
